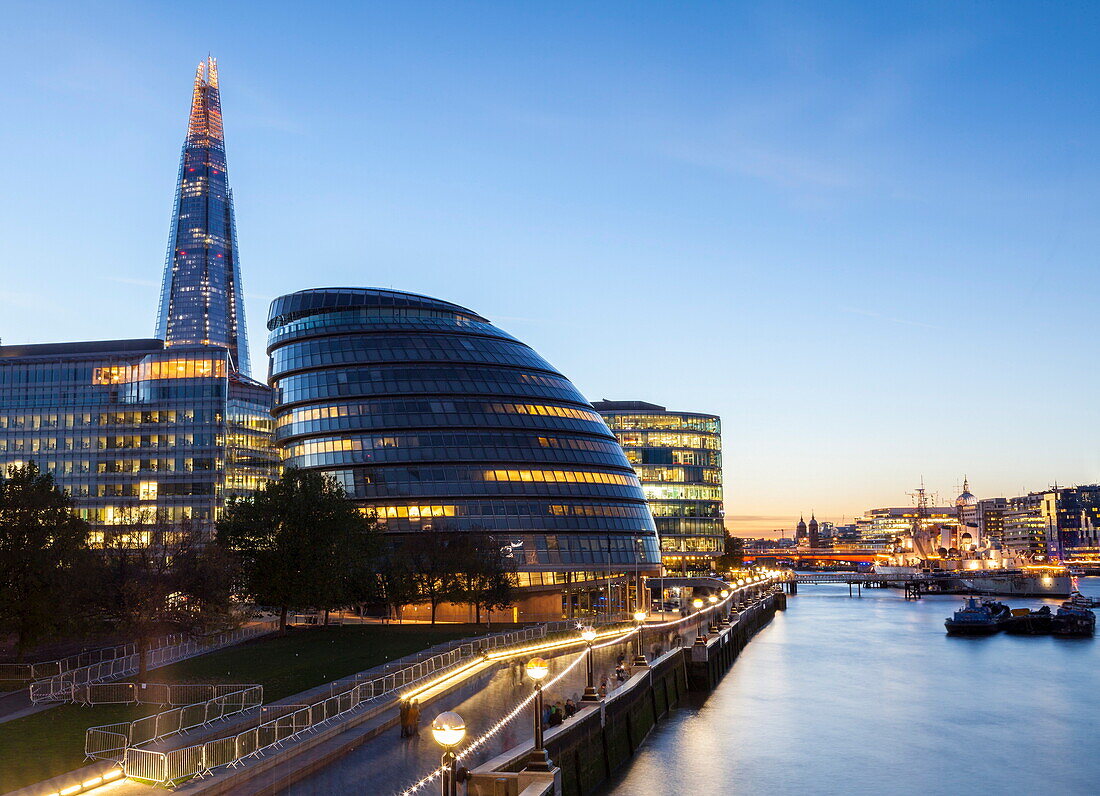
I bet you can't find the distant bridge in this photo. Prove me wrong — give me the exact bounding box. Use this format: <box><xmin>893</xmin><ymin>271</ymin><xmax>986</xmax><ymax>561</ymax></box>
<box><xmin>786</xmin><ymin>570</ymin><xmax>983</xmax><ymax>598</ymax></box>
<box><xmin>744</xmin><ymin>548</ymin><xmax>880</xmax><ymax>564</ymax></box>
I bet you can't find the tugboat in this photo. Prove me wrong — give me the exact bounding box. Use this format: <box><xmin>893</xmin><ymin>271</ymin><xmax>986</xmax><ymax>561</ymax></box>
<box><xmin>1005</xmin><ymin>605</ymin><xmax>1054</xmax><ymax>635</ymax></box>
<box><xmin>944</xmin><ymin>597</ymin><xmax>1011</xmax><ymax>635</ymax></box>
<box><xmin>1052</xmin><ymin>604</ymin><xmax>1096</xmax><ymax>637</ymax></box>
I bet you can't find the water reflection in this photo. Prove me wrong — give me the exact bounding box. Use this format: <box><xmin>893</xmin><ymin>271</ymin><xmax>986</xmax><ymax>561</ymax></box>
<box><xmin>606</xmin><ymin>579</ymin><xmax>1099</xmax><ymax>796</ymax></box>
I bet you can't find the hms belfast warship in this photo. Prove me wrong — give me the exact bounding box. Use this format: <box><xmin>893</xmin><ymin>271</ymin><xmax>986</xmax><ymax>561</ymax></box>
<box><xmin>872</xmin><ymin>482</ymin><xmax>1071</xmax><ymax>597</ymax></box>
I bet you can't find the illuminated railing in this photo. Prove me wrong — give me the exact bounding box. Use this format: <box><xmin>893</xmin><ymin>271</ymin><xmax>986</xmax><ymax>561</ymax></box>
<box><xmin>100</xmin><ymin>625</ymin><xmax>544</xmax><ymax>786</ymax></box>
<box><xmin>112</xmin><ymin>616</ymin><xmax>653</xmax><ymax>787</ymax></box>
<box><xmin>397</xmin><ymin>577</ymin><xmax>779</xmax><ymax>795</ymax></box>
<box><xmin>93</xmin><ymin>579</ymin><xmax>782</xmax><ymax>788</ymax></box>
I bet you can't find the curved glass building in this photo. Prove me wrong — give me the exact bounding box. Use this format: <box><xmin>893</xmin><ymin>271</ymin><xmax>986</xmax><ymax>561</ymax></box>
<box><xmin>592</xmin><ymin>401</ymin><xmax>724</xmax><ymax>572</ymax></box>
<box><xmin>267</xmin><ymin>288</ymin><xmax>660</xmax><ymax>611</ymax></box>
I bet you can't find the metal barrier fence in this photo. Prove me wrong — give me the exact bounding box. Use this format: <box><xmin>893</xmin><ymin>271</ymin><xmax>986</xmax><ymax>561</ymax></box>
<box><xmin>76</xmin><ymin>681</ymin><xmax>259</xmax><ymax>707</ymax></box>
<box><xmin>86</xmin><ymin>685</ymin><xmax>263</xmax><ymax>762</ymax></box>
<box><xmin>0</xmin><ymin>632</ymin><xmax>193</xmax><ymax>685</ymax></box>
<box><xmin>31</xmin><ymin>622</ymin><xmax>277</xmax><ymax>703</ymax></box>
<box><xmin>116</xmin><ymin>623</ymin><xmax>576</xmax><ymax>786</ymax></box>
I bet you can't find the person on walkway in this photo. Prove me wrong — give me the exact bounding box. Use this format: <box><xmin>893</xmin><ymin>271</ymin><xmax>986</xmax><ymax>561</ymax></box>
<box><xmin>564</xmin><ymin>698</ymin><xmax>577</xmax><ymax>718</ymax></box>
<box><xmin>598</xmin><ymin>678</ymin><xmax>608</xmax><ymax>698</ymax></box>
<box><xmin>615</xmin><ymin>664</ymin><xmax>628</xmax><ymax>682</ymax></box>
<box><xmin>399</xmin><ymin>700</ymin><xmax>411</xmax><ymax>737</ymax></box>
<box><xmin>407</xmin><ymin>698</ymin><xmax>421</xmax><ymax>736</ymax></box>
<box><xmin>548</xmin><ymin>703</ymin><xmax>564</xmax><ymax>727</ymax></box>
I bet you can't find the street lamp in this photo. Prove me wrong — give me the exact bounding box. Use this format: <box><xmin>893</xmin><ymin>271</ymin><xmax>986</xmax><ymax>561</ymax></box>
<box><xmin>692</xmin><ymin>598</ymin><xmax>704</xmax><ymax>610</ymax></box>
<box><xmin>708</xmin><ymin>595</ymin><xmax>718</xmax><ymax>604</ymax></box>
<box><xmin>720</xmin><ymin>589</ymin><xmax>729</xmax><ymax>598</ymax></box>
<box><xmin>431</xmin><ymin>711</ymin><xmax>466</xmax><ymax>796</ymax></box>
<box><xmin>632</xmin><ymin>610</ymin><xmax>648</xmax><ymax>666</ymax></box>
<box><xmin>525</xmin><ymin>657</ymin><xmax>553</xmax><ymax>772</ymax></box>
<box><xmin>581</xmin><ymin>626</ymin><xmax>599</xmax><ymax>702</ymax></box>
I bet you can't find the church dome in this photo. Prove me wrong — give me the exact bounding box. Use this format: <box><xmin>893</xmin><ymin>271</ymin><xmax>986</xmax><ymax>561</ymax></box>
<box><xmin>955</xmin><ymin>478</ymin><xmax>977</xmax><ymax>508</ymax></box>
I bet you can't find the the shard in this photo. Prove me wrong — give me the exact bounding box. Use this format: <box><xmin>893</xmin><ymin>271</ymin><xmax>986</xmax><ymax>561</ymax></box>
<box><xmin>155</xmin><ymin>56</ymin><xmax>251</xmax><ymax>375</ymax></box>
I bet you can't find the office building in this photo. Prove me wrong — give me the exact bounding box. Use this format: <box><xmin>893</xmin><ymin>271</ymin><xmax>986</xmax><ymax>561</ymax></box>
<box><xmin>267</xmin><ymin>288</ymin><xmax>661</xmax><ymax>619</ymax></box>
<box><xmin>976</xmin><ymin>497</ymin><xmax>1007</xmax><ymax>545</ymax></box>
<box><xmin>1003</xmin><ymin>493</ymin><xmax>1045</xmax><ymax>555</ymax></box>
<box><xmin>0</xmin><ymin>339</ymin><xmax>276</xmax><ymax>536</ymax></box>
<box><xmin>1038</xmin><ymin>485</ymin><xmax>1100</xmax><ymax>560</ymax></box>
<box><xmin>592</xmin><ymin>401</ymin><xmax>724</xmax><ymax>572</ymax></box>
<box><xmin>857</xmin><ymin>505</ymin><xmax>960</xmax><ymax>545</ymax></box>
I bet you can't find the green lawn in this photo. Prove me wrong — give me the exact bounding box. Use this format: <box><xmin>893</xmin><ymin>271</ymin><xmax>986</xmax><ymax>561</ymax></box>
<box><xmin>0</xmin><ymin>623</ymin><xmax>496</xmax><ymax>792</ymax></box>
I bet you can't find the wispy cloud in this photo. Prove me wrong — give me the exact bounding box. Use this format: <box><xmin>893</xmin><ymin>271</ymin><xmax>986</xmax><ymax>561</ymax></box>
<box><xmin>839</xmin><ymin>306</ymin><xmax>944</xmax><ymax>331</ymax></box>
<box><xmin>104</xmin><ymin>276</ymin><xmax>159</xmax><ymax>288</ymax></box>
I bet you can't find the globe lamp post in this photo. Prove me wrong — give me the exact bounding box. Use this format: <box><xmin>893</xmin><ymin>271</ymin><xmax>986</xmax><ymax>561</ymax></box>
<box><xmin>431</xmin><ymin>711</ymin><xmax>466</xmax><ymax>796</ymax></box>
<box><xmin>525</xmin><ymin>657</ymin><xmax>553</xmax><ymax>771</ymax></box>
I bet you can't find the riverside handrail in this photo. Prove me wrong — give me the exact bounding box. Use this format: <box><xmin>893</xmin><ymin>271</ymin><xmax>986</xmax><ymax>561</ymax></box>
<box><xmin>87</xmin><ymin>685</ymin><xmax>263</xmax><ymax>762</ymax></box>
<box><xmin>119</xmin><ymin>585</ymin><xmax>777</xmax><ymax>787</ymax></box>
<box><xmin>115</xmin><ymin>619</ymin><xmax>631</xmax><ymax>786</ymax></box>
<box><xmin>30</xmin><ymin>622</ymin><xmax>278</xmax><ymax>703</ymax></box>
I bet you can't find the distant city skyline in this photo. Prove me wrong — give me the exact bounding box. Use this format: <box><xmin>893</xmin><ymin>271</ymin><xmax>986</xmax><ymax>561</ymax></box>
<box><xmin>2</xmin><ymin>2</ymin><xmax>1099</xmax><ymax>536</ymax></box>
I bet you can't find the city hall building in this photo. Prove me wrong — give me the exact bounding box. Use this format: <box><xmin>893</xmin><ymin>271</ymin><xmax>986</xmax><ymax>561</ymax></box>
<box><xmin>266</xmin><ymin>287</ymin><xmax>661</xmax><ymax>620</ymax></box>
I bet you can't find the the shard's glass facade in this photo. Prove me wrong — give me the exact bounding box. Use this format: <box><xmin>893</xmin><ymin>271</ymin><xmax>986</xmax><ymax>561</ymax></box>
<box><xmin>155</xmin><ymin>57</ymin><xmax>251</xmax><ymax>377</ymax></box>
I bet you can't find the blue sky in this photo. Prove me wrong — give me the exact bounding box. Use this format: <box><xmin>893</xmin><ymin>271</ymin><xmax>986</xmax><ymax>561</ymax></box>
<box><xmin>2</xmin><ymin>2</ymin><xmax>1099</xmax><ymax>535</ymax></box>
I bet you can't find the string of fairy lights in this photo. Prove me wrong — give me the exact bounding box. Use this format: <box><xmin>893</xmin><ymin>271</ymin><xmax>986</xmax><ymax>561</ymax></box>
<box><xmin>396</xmin><ymin>574</ymin><xmax>777</xmax><ymax>796</ymax></box>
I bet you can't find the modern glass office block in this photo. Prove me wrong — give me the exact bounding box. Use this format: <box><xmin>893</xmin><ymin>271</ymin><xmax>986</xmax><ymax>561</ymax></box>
<box><xmin>0</xmin><ymin>339</ymin><xmax>278</xmax><ymax>538</ymax></box>
<box><xmin>593</xmin><ymin>401</ymin><xmax>725</xmax><ymax>569</ymax></box>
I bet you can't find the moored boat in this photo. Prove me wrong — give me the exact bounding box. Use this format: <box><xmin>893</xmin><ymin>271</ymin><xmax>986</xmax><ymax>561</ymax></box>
<box><xmin>945</xmin><ymin>597</ymin><xmax>1011</xmax><ymax>635</ymax></box>
<box><xmin>1052</xmin><ymin>604</ymin><xmax>1096</xmax><ymax>637</ymax></box>
<box><xmin>1064</xmin><ymin>591</ymin><xmax>1100</xmax><ymax>609</ymax></box>
<box><xmin>1005</xmin><ymin>605</ymin><xmax>1053</xmax><ymax>635</ymax></box>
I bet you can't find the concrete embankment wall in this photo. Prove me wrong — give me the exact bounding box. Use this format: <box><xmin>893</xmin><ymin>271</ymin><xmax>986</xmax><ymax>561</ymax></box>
<box><xmin>470</xmin><ymin>591</ymin><xmax>785</xmax><ymax>796</ymax></box>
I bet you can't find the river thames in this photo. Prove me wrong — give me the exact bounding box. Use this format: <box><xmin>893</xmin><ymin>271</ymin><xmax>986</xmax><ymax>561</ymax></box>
<box><xmin>606</xmin><ymin>578</ymin><xmax>1100</xmax><ymax>795</ymax></box>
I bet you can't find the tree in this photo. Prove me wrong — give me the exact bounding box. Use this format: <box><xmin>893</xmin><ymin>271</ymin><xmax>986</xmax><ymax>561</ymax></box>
<box><xmin>453</xmin><ymin>534</ymin><xmax>516</xmax><ymax>626</ymax></box>
<box><xmin>405</xmin><ymin>526</ymin><xmax>460</xmax><ymax>624</ymax></box>
<box><xmin>0</xmin><ymin>462</ymin><xmax>93</xmax><ymax>657</ymax></box>
<box><xmin>715</xmin><ymin>533</ymin><xmax>745</xmax><ymax>572</ymax></box>
<box><xmin>375</xmin><ymin>547</ymin><xmax>421</xmax><ymax>623</ymax></box>
<box><xmin>94</xmin><ymin>511</ymin><xmax>231</xmax><ymax>680</ymax></box>
<box><xmin>217</xmin><ymin>468</ymin><xmax>378</xmax><ymax>633</ymax></box>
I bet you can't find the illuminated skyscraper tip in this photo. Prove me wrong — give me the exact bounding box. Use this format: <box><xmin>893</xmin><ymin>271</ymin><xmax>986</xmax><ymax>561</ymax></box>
<box><xmin>155</xmin><ymin>56</ymin><xmax>250</xmax><ymax>375</ymax></box>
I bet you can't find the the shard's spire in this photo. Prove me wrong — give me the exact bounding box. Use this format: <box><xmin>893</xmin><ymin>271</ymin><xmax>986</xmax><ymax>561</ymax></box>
<box><xmin>155</xmin><ymin>56</ymin><xmax>251</xmax><ymax>375</ymax></box>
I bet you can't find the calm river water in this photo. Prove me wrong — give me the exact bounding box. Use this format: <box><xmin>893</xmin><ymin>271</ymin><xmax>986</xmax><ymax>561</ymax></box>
<box><xmin>606</xmin><ymin>577</ymin><xmax>1100</xmax><ymax>796</ymax></box>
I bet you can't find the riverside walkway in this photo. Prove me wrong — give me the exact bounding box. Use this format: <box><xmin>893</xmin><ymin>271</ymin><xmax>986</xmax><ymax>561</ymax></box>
<box><xmin>13</xmin><ymin>578</ymin><xmax>778</xmax><ymax>796</ymax></box>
